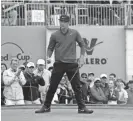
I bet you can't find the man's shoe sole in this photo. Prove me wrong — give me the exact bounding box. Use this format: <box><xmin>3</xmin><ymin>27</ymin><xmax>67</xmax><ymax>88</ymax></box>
<box><xmin>35</xmin><ymin>109</ymin><xmax>51</xmax><ymax>113</ymax></box>
<box><xmin>78</xmin><ymin>111</ymin><xmax>94</xmax><ymax>114</ymax></box>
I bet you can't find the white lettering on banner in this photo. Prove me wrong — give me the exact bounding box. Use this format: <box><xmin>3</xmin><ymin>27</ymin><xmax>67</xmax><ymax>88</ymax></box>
<box><xmin>32</xmin><ymin>10</ymin><xmax>45</xmax><ymax>22</ymax></box>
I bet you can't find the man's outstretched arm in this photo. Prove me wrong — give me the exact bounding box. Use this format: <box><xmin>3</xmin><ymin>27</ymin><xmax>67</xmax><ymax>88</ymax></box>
<box><xmin>47</xmin><ymin>34</ymin><xmax>56</xmax><ymax>58</ymax></box>
<box><xmin>76</xmin><ymin>31</ymin><xmax>85</xmax><ymax>67</ymax></box>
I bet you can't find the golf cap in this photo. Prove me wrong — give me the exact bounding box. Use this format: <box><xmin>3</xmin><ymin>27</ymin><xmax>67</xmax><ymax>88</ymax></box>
<box><xmin>59</xmin><ymin>15</ymin><xmax>70</xmax><ymax>22</ymax></box>
<box><xmin>27</xmin><ymin>62</ymin><xmax>35</xmax><ymax>68</ymax></box>
<box><xmin>100</xmin><ymin>74</ymin><xmax>107</xmax><ymax>78</ymax></box>
<box><xmin>37</xmin><ymin>59</ymin><xmax>45</xmax><ymax>65</ymax></box>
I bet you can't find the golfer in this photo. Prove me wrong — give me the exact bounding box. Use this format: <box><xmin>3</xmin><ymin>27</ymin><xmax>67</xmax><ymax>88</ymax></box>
<box><xmin>35</xmin><ymin>15</ymin><xmax>93</xmax><ymax>114</ymax></box>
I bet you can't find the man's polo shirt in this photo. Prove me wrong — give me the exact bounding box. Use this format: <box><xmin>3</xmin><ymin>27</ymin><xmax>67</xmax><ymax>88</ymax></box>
<box><xmin>48</xmin><ymin>28</ymin><xmax>85</xmax><ymax>63</ymax></box>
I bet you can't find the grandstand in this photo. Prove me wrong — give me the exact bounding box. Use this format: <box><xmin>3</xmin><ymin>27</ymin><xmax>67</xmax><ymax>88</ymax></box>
<box><xmin>1</xmin><ymin>0</ymin><xmax>133</xmax><ymax>26</ymax></box>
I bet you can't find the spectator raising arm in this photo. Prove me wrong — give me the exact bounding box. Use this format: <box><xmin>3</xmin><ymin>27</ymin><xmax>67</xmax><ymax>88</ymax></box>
<box><xmin>18</xmin><ymin>72</ymin><xmax>26</xmax><ymax>86</ymax></box>
<box><xmin>3</xmin><ymin>68</ymin><xmax>26</xmax><ymax>86</ymax></box>
<box><xmin>3</xmin><ymin>70</ymin><xmax>17</xmax><ymax>86</ymax></box>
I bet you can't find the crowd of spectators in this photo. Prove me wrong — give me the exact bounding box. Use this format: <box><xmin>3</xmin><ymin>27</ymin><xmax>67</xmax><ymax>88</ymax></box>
<box><xmin>1</xmin><ymin>58</ymin><xmax>133</xmax><ymax>106</ymax></box>
<box><xmin>79</xmin><ymin>72</ymin><xmax>133</xmax><ymax>105</ymax></box>
<box><xmin>1</xmin><ymin>58</ymin><xmax>49</xmax><ymax>105</ymax></box>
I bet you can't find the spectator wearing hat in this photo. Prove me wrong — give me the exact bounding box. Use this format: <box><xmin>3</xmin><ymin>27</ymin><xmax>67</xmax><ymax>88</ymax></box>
<box><xmin>3</xmin><ymin>58</ymin><xmax>26</xmax><ymax>105</ymax></box>
<box><xmin>90</xmin><ymin>78</ymin><xmax>107</xmax><ymax>104</ymax></box>
<box><xmin>115</xmin><ymin>79</ymin><xmax>128</xmax><ymax>104</ymax></box>
<box><xmin>108</xmin><ymin>80</ymin><xmax>119</xmax><ymax>105</ymax></box>
<box><xmin>126</xmin><ymin>80</ymin><xmax>133</xmax><ymax>104</ymax></box>
<box><xmin>100</xmin><ymin>74</ymin><xmax>109</xmax><ymax>100</ymax></box>
<box><xmin>34</xmin><ymin>59</ymin><xmax>51</xmax><ymax>103</ymax></box>
<box><xmin>100</xmin><ymin>74</ymin><xmax>108</xmax><ymax>84</ymax></box>
<box><xmin>23</xmin><ymin>62</ymin><xmax>45</xmax><ymax>104</ymax></box>
<box><xmin>88</xmin><ymin>72</ymin><xmax>95</xmax><ymax>88</ymax></box>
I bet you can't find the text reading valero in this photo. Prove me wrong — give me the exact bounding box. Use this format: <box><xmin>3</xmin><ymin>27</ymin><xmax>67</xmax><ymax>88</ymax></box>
<box><xmin>85</xmin><ymin>57</ymin><xmax>108</xmax><ymax>65</ymax></box>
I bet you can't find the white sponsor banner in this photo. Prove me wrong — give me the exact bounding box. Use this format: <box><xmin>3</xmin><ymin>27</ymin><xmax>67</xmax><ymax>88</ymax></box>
<box><xmin>32</xmin><ymin>10</ymin><xmax>45</xmax><ymax>22</ymax></box>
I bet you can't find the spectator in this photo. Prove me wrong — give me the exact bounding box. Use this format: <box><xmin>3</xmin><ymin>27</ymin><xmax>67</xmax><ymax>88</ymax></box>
<box><xmin>9</xmin><ymin>9</ymin><xmax>17</xmax><ymax>26</ymax></box>
<box><xmin>50</xmin><ymin>75</ymin><xmax>72</xmax><ymax>105</ymax></box>
<box><xmin>19</xmin><ymin>65</ymin><xmax>26</xmax><ymax>73</ymax></box>
<box><xmin>23</xmin><ymin>62</ymin><xmax>45</xmax><ymax>104</ymax></box>
<box><xmin>57</xmin><ymin>76</ymin><xmax>68</xmax><ymax>104</ymax></box>
<box><xmin>64</xmin><ymin>73</ymin><xmax>73</xmax><ymax>90</ymax></box>
<box><xmin>34</xmin><ymin>59</ymin><xmax>51</xmax><ymax>103</ymax></box>
<box><xmin>1</xmin><ymin>63</ymin><xmax>7</xmax><ymax>73</ymax></box>
<box><xmin>57</xmin><ymin>74</ymin><xmax>73</xmax><ymax>104</ymax></box>
<box><xmin>48</xmin><ymin>66</ymin><xmax>54</xmax><ymax>73</ymax></box>
<box><xmin>115</xmin><ymin>79</ymin><xmax>128</xmax><ymax>104</ymax></box>
<box><xmin>109</xmin><ymin>73</ymin><xmax>117</xmax><ymax>81</ymax></box>
<box><xmin>88</xmin><ymin>72</ymin><xmax>95</xmax><ymax>88</ymax></box>
<box><xmin>3</xmin><ymin>5</ymin><xmax>17</xmax><ymax>23</ymax></box>
<box><xmin>90</xmin><ymin>78</ymin><xmax>107</xmax><ymax>104</ymax></box>
<box><xmin>100</xmin><ymin>74</ymin><xmax>110</xmax><ymax>99</ymax></box>
<box><xmin>1</xmin><ymin>63</ymin><xmax>7</xmax><ymax>105</ymax></box>
<box><xmin>23</xmin><ymin>61</ymin><xmax>29</xmax><ymax>68</ymax></box>
<box><xmin>63</xmin><ymin>73</ymin><xmax>73</xmax><ymax>100</ymax></box>
<box><xmin>86</xmin><ymin>78</ymin><xmax>92</xmax><ymax>102</ymax></box>
<box><xmin>126</xmin><ymin>80</ymin><xmax>133</xmax><ymax>104</ymax></box>
<box><xmin>2</xmin><ymin>6</ymin><xmax>18</xmax><ymax>26</ymax></box>
<box><xmin>3</xmin><ymin>58</ymin><xmax>26</xmax><ymax>105</ymax></box>
<box><xmin>80</xmin><ymin>73</ymin><xmax>89</xmax><ymax>103</ymax></box>
<box><xmin>23</xmin><ymin>61</ymin><xmax>29</xmax><ymax>73</ymax></box>
<box><xmin>108</xmin><ymin>80</ymin><xmax>119</xmax><ymax>105</ymax></box>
